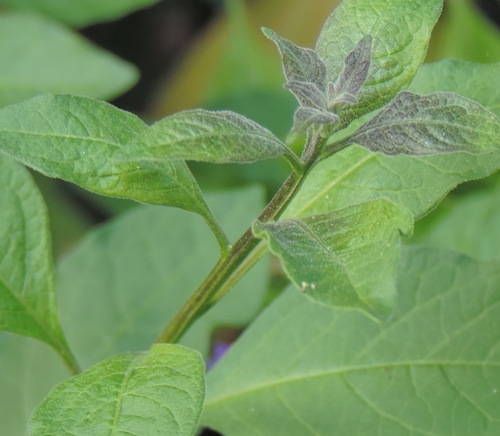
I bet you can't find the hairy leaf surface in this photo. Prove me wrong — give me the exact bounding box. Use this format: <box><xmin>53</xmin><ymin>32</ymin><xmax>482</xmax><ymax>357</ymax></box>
<box><xmin>0</xmin><ymin>95</ymin><xmax>220</xmax><ymax>231</ymax></box>
<box><xmin>1</xmin><ymin>0</ymin><xmax>161</xmax><ymax>27</ymax></box>
<box><xmin>57</xmin><ymin>187</ymin><xmax>268</xmax><ymax>368</ymax></box>
<box><xmin>0</xmin><ymin>13</ymin><xmax>137</xmax><ymax>107</ymax></box>
<box><xmin>30</xmin><ymin>344</ymin><xmax>205</xmax><ymax>436</ymax></box>
<box><xmin>254</xmin><ymin>199</ymin><xmax>412</xmax><ymax>313</ymax></box>
<box><xmin>410</xmin><ymin>59</ymin><xmax>500</xmax><ymax>117</ymax></box>
<box><xmin>124</xmin><ymin>109</ymin><xmax>290</xmax><ymax>164</ymax></box>
<box><xmin>203</xmin><ymin>247</ymin><xmax>500</xmax><ymax>435</ymax></box>
<box><xmin>335</xmin><ymin>91</ymin><xmax>500</xmax><ymax>156</ymax></box>
<box><xmin>0</xmin><ymin>155</ymin><xmax>73</xmax><ymax>359</ymax></box>
<box><xmin>316</xmin><ymin>0</ymin><xmax>443</xmax><ymax>123</ymax></box>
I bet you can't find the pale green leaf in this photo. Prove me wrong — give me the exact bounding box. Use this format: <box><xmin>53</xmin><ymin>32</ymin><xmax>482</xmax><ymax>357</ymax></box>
<box><xmin>124</xmin><ymin>109</ymin><xmax>290</xmax><ymax>164</ymax></box>
<box><xmin>1</xmin><ymin>0</ymin><xmax>161</xmax><ymax>27</ymax></box>
<box><xmin>333</xmin><ymin>91</ymin><xmax>500</xmax><ymax>156</ymax></box>
<box><xmin>30</xmin><ymin>344</ymin><xmax>205</xmax><ymax>436</ymax></box>
<box><xmin>0</xmin><ymin>13</ymin><xmax>137</xmax><ymax>107</ymax></box>
<box><xmin>57</xmin><ymin>187</ymin><xmax>268</xmax><ymax>368</ymax></box>
<box><xmin>254</xmin><ymin>199</ymin><xmax>412</xmax><ymax>313</ymax></box>
<box><xmin>203</xmin><ymin>247</ymin><xmax>500</xmax><ymax>435</ymax></box>
<box><xmin>291</xmin><ymin>106</ymin><xmax>339</xmax><ymax>133</ymax></box>
<box><xmin>316</xmin><ymin>0</ymin><xmax>443</xmax><ymax>123</ymax></box>
<box><xmin>0</xmin><ymin>94</ymin><xmax>222</xmax><ymax>238</ymax></box>
<box><xmin>285</xmin><ymin>142</ymin><xmax>500</xmax><ymax>221</ymax></box>
<box><xmin>410</xmin><ymin>60</ymin><xmax>500</xmax><ymax>117</ymax></box>
<box><xmin>0</xmin><ymin>154</ymin><xmax>74</xmax><ymax>363</ymax></box>
<box><xmin>0</xmin><ymin>333</ymin><xmax>69</xmax><ymax>436</ymax></box>
<box><xmin>410</xmin><ymin>180</ymin><xmax>500</xmax><ymax>262</ymax></box>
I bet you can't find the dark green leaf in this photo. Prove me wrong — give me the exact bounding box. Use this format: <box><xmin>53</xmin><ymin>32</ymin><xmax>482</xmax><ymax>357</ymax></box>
<box><xmin>262</xmin><ymin>27</ymin><xmax>326</xmax><ymax>92</ymax></box>
<box><xmin>123</xmin><ymin>109</ymin><xmax>290</xmax><ymax>164</ymax></box>
<box><xmin>316</xmin><ymin>0</ymin><xmax>443</xmax><ymax>124</ymax></box>
<box><xmin>334</xmin><ymin>91</ymin><xmax>500</xmax><ymax>156</ymax></box>
<box><xmin>410</xmin><ymin>59</ymin><xmax>500</xmax><ymax>117</ymax></box>
<box><xmin>1</xmin><ymin>0</ymin><xmax>162</xmax><ymax>27</ymax></box>
<box><xmin>0</xmin><ymin>94</ymin><xmax>224</xmax><ymax>242</ymax></box>
<box><xmin>30</xmin><ymin>344</ymin><xmax>205</xmax><ymax>436</ymax></box>
<box><xmin>57</xmin><ymin>187</ymin><xmax>268</xmax><ymax>368</ymax></box>
<box><xmin>203</xmin><ymin>247</ymin><xmax>500</xmax><ymax>435</ymax></box>
<box><xmin>0</xmin><ymin>13</ymin><xmax>137</xmax><ymax>107</ymax></box>
<box><xmin>254</xmin><ymin>199</ymin><xmax>412</xmax><ymax>313</ymax></box>
<box><xmin>0</xmin><ymin>154</ymin><xmax>75</xmax><ymax>365</ymax></box>
<box><xmin>331</xmin><ymin>35</ymin><xmax>372</xmax><ymax>102</ymax></box>
<box><xmin>0</xmin><ymin>333</ymin><xmax>69</xmax><ymax>436</ymax></box>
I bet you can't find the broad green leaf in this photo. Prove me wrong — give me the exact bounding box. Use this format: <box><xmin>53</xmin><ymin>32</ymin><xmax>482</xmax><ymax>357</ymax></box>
<box><xmin>0</xmin><ymin>333</ymin><xmax>69</xmax><ymax>436</ymax></box>
<box><xmin>254</xmin><ymin>199</ymin><xmax>412</xmax><ymax>313</ymax></box>
<box><xmin>30</xmin><ymin>344</ymin><xmax>205</xmax><ymax>436</ymax></box>
<box><xmin>410</xmin><ymin>60</ymin><xmax>500</xmax><ymax>117</ymax></box>
<box><xmin>124</xmin><ymin>109</ymin><xmax>291</xmax><ymax>164</ymax></box>
<box><xmin>285</xmin><ymin>141</ymin><xmax>500</xmax><ymax>221</ymax></box>
<box><xmin>262</xmin><ymin>28</ymin><xmax>327</xmax><ymax>94</ymax></box>
<box><xmin>0</xmin><ymin>154</ymin><xmax>75</xmax><ymax>366</ymax></box>
<box><xmin>331</xmin><ymin>91</ymin><xmax>500</xmax><ymax>156</ymax></box>
<box><xmin>1</xmin><ymin>0</ymin><xmax>161</xmax><ymax>27</ymax></box>
<box><xmin>410</xmin><ymin>180</ymin><xmax>500</xmax><ymax>262</ymax></box>
<box><xmin>57</xmin><ymin>187</ymin><xmax>268</xmax><ymax>368</ymax></box>
<box><xmin>0</xmin><ymin>94</ymin><xmax>223</xmax><ymax>242</ymax></box>
<box><xmin>0</xmin><ymin>13</ymin><xmax>137</xmax><ymax>107</ymax></box>
<box><xmin>203</xmin><ymin>247</ymin><xmax>500</xmax><ymax>435</ymax></box>
<box><xmin>316</xmin><ymin>0</ymin><xmax>443</xmax><ymax>124</ymax></box>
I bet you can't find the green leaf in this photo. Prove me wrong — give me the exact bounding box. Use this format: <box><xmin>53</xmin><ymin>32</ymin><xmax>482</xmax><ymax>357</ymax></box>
<box><xmin>203</xmin><ymin>247</ymin><xmax>500</xmax><ymax>435</ymax></box>
<box><xmin>0</xmin><ymin>333</ymin><xmax>69</xmax><ymax>436</ymax></box>
<box><xmin>57</xmin><ymin>187</ymin><xmax>268</xmax><ymax>368</ymax></box>
<box><xmin>292</xmin><ymin>106</ymin><xmax>339</xmax><ymax>134</ymax></box>
<box><xmin>410</xmin><ymin>59</ymin><xmax>500</xmax><ymax>117</ymax></box>
<box><xmin>262</xmin><ymin>27</ymin><xmax>327</xmax><ymax>94</ymax></box>
<box><xmin>254</xmin><ymin>199</ymin><xmax>412</xmax><ymax>313</ymax></box>
<box><xmin>316</xmin><ymin>0</ymin><xmax>443</xmax><ymax>124</ymax></box>
<box><xmin>124</xmin><ymin>109</ymin><xmax>291</xmax><ymax>164</ymax></box>
<box><xmin>0</xmin><ymin>94</ymin><xmax>225</xmax><ymax>244</ymax></box>
<box><xmin>30</xmin><ymin>344</ymin><xmax>205</xmax><ymax>436</ymax></box>
<box><xmin>0</xmin><ymin>13</ymin><xmax>137</xmax><ymax>107</ymax></box>
<box><xmin>285</xmin><ymin>140</ymin><xmax>500</xmax><ymax>221</ymax></box>
<box><xmin>332</xmin><ymin>91</ymin><xmax>500</xmax><ymax>156</ymax></box>
<box><xmin>1</xmin><ymin>0</ymin><xmax>161</xmax><ymax>27</ymax></box>
<box><xmin>410</xmin><ymin>180</ymin><xmax>500</xmax><ymax>262</ymax></box>
<box><xmin>0</xmin><ymin>154</ymin><xmax>76</xmax><ymax>369</ymax></box>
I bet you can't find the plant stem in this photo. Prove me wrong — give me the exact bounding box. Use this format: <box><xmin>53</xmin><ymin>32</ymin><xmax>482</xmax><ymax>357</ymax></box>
<box><xmin>155</xmin><ymin>170</ymin><xmax>303</xmax><ymax>344</ymax></box>
<box><xmin>56</xmin><ymin>340</ymin><xmax>82</xmax><ymax>376</ymax></box>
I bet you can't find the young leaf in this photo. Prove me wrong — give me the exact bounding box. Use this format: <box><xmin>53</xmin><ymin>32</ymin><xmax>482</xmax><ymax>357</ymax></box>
<box><xmin>410</xmin><ymin>59</ymin><xmax>500</xmax><ymax>117</ymax></box>
<box><xmin>57</xmin><ymin>187</ymin><xmax>268</xmax><ymax>368</ymax></box>
<box><xmin>262</xmin><ymin>27</ymin><xmax>327</xmax><ymax>93</ymax></box>
<box><xmin>316</xmin><ymin>0</ymin><xmax>443</xmax><ymax>123</ymax></box>
<box><xmin>123</xmin><ymin>109</ymin><xmax>291</xmax><ymax>164</ymax></box>
<box><xmin>1</xmin><ymin>0</ymin><xmax>161</xmax><ymax>27</ymax></box>
<box><xmin>203</xmin><ymin>247</ymin><xmax>500</xmax><ymax>435</ymax></box>
<box><xmin>292</xmin><ymin>107</ymin><xmax>339</xmax><ymax>134</ymax></box>
<box><xmin>0</xmin><ymin>154</ymin><xmax>77</xmax><ymax>371</ymax></box>
<box><xmin>331</xmin><ymin>35</ymin><xmax>372</xmax><ymax>102</ymax></box>
<box><xmin>253</xmin><ymin>199</ymin><xmax>412</xmax><ymax>313</ymax></box>
<box><xmin>0</xmin><ymin>13</ymin><xmax>137</xmax><ymax>107</ymax></box>
<box><xmin>0</xmin><ymin>333</ymin><xmax>69</xmax><ymax>435</ymax></box>
<box><xmin>330</xmin><ymin>91</ymin><xmax>500</xmax><ymax>156</ymax></box>
<box><xmin>0</xmin><ymin>94</ymin><xmax>227</xmax><ymax>247</ymax></box>
<box><xmin>30</xmin><ymin>344</ymin><xmax>205</xmax><ymax>436</ymax></box>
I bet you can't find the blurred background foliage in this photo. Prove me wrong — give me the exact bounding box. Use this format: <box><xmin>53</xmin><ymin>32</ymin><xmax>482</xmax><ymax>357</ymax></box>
<box><xmin>0</xmin><ymin>0</ymin><xmax>498</xmax><ymax>257</ymax></box>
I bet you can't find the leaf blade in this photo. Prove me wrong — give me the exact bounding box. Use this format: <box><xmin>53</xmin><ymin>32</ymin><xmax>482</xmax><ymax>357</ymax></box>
<box><xmin>316</xmin><ymin>0</ymin><xmax>443</xmax><ymax>123</ymax></box>
<box><xmin>0</xmin><ymin>13</ymin><xmax>137</xmax><ymax>107</ymax></box>
<box><xmin>30</xmin><ymin>344</ymin><xmax>205</xmax><ymax>436</ymax></box>
<box><xmin>203</xmin><ymin>247</ymin><xmax>500</xmax><ymax>435</ymax></box>
<box><xmin>254</xmin><ymin>199</ymin><xmax>413</xmax><ymax>313</ymax></box>
<box><xmin>336</xmin><ymin>91</ymin><xmax>500</xmax><ymax>156</ymax></box>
